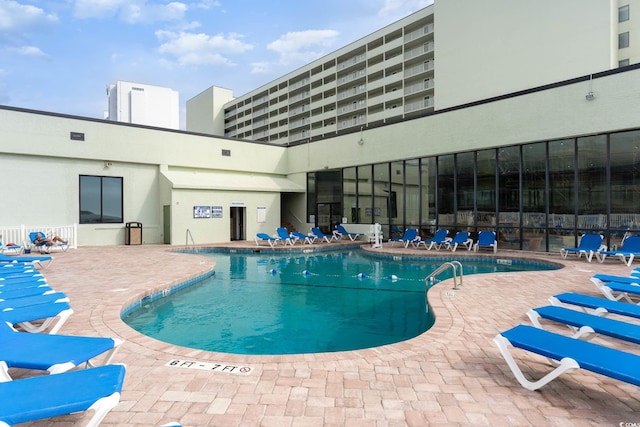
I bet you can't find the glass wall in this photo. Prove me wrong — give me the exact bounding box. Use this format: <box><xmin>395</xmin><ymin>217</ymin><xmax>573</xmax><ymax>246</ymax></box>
<box><xmin>610</xmin><ymin>130</ymin><xmax>640</xmax><ymax>248</ymax></box>
<box><xmin>405</xmin><ymin>159</ymin><xmax>421</xmax><ymax>235</ymax></box>
<box><xmin>522</xmin><ymin>143</ymin><xmax>546</xmax><ymax>251</ymax></box>
<box><xmin>476</xmin><ymin>149</ymin><xmax>496</xmax><ymax>232</ymax></box>
<box><xmin>456</xmin><ymin>151</ymin><xmax>475</xmax><ymax>235</ymax></box>
<box><xmin>548</xmin><ymin>138</ymin><xmax>575</xmax><ymax>250</ymax></box>
<box><xmin>306</xmin><ymin>127</ymin><xmax>640</xmax><ymax>252</ymax></box>
<box><xmin>357</xmin><ymin>165</ymin><xmax>372</xmax><ymax>225</ymax></box>
<box><xmin>390</xmin><ymin>161</ymin><xmax>404</xmax><ymax>236</ymax></box>
<box><xmin>343</xmin><ymin>167</ymin><xmax>357</xmax><ymax>223</ymax></box>
<box><xmin>373</xmin><ymin>163</ymin><xmax>391</xmax><ymax>238</ymax></box>
<box><xmin>498</xmin><ymin>146</ymin><xmax>521</xmax><ymax>249</ymax></box>
<box><xmin>437</xmin><ymin>155</ymin><xmax>455</xmax><ymax>231</ymax></box>
<box><xmin>420</xmin><ymin>157</ymin><xmax>436</xmax><ymax>238</ymax></box>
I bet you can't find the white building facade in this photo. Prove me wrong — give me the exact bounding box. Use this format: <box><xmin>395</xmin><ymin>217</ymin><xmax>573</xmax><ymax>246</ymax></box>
<box><xmin>106</xmin><ymin>81</ymin><xmax>180</xmax><ymax>130</ymax></box>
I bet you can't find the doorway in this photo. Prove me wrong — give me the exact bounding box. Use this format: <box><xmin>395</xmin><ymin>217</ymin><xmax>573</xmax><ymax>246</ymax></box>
<box><xmin>162</xmin><ymin>205</ymin><xmax>171</xmax><ymax>244</ymax></box>
<box><xmin>316</xmin><ymin>202</ymin><xmax>342</xmax><ymax>234</ymax></box>
<box><xmin>230</xmin><ymin>207</ymin><xmax>246</xmax><ymax>241</ymax></box>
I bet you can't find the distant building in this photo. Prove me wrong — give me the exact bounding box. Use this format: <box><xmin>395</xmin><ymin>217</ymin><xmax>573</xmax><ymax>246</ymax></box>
<box><xmin>106</xmin><ymin>81</ymin><xmax>179</xmax><ymax>129</ymax></box>
<box><xmin>186</xmin><ymin>86</ymin><xmax>234</xmax><ymax>135</ymax></box>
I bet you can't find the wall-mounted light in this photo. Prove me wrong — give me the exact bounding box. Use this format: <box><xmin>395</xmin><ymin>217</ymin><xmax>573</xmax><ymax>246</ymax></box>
<box><xmin>357</xmin><ymin>126</ymin><xmax>364</xmax><ymax>145</ymax></box>
<box><xmin>104</xmin><ymin>161</ymin><xmax>113</xmax><ymax>168</ymax></box>
<box><xmin>585</xmin><ymin>74</ymin><xmax>595</xmax><ymax>101</ymax></box>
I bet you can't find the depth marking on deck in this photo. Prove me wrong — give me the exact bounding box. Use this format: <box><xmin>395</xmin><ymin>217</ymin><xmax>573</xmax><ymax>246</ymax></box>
<box><xmin>166</xmin><ymin>359</ymin><xmax>254</xmax><ymax>375</ymax></box>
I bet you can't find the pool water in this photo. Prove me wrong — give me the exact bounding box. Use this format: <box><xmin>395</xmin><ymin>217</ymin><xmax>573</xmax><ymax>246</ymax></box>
<box><xmin>123</xmin><ymin>250</ymin><xmax>556</xmax><ymax>355</ymax></box>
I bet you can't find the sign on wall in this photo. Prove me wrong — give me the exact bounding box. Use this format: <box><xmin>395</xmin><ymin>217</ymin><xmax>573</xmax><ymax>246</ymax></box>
<box><xmin>257</xmin><ymin>206</ymin><xmax>266</xmax><ymax>223</ymax></box>
<box><xmin>193</xmin><ymin>205</ymin><xmax>211</xmax><ymax>218</ymax></box>
<box><xmin>211</xmin><ymin>206</ymin><xmax>223</xmax><ymax>218</ymax></box>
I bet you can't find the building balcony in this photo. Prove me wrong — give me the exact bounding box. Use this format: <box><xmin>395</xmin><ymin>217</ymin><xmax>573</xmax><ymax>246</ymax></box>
<box><xmin>404</xmin><ymin>79</ymin><xmax>435</xmax><ymax>96</ymax></box>
<box><xmin>404</xmin><ymin>60</ymin><xmax>434</xmax><ymax>78</ymax></box>
<box><xmin>404</xmin><ymin>41</ymin><xmax>434</xmax><ymax>61</ymax></box>
<box><xmin>404</xmin><ymin>97</ymin><xmax>434</xmax><ymax>114</ymax></box>
<box><xmin>404</xmin><ymin>23</ymin><xmax>434</xmax><ymax>43</ymax></box>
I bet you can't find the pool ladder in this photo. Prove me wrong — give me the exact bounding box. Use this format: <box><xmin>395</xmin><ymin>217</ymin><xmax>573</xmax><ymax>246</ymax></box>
<box><xmin>185</xmin><ymin>229</ymin><xmax>198</xmax><ymax>253</ymax></box>
<box><xmin>425</xmin><ymin>261</ymin><xmax>464</xmax><ymax>290</ymax></box>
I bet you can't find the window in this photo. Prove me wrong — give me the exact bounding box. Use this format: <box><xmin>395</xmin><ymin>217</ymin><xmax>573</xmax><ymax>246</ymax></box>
<box><xmin>619</xmin><ymin>32</ymin><xmax>630</xmax><ymax>49</ymax></box>
<box><xmin>79</xmin><ymin>175</ymin><xmax>123</xmax><ymax>223</ymax></box>
<box><xmin>619</xmin><ymin>5</ymin><xmax>630</xmax><ymax>22</ymax></box>
<box><xmin>619</xmin><ymin>58</ymin><xmax>630</xmax><ymax>67</ymax></box>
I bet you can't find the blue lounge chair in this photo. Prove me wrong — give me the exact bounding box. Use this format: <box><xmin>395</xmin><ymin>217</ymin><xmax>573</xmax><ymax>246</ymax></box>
<box><xmin>596</xmin><ymin>235</ymin><xmax>640</xmax><ymax>266</ymax></box>
<box><xmin>445</xmin><ymin>231</ymin><xmax>472</xmax><ymax>252</ymax></box>
<box><xmin>473</xmin><ymin>231</ymin><xmax>497</xmax><ymax>253</ymax></box>
<box><xmin>0</xmin><ymin>277</ymin><xmax>48</xmax><ymax>290</ymax></box>
<box><xmin>29</xmin><ymin>231</ymin><xmax>69</xmax><ymax>254</ymax></box>
<box><xmin>592</xmin><ymin>273</ymin><xmax>640</xmax><ymax>286</ymax></box>
<box><xmin>560</xmin><ymin>234</ymin><xmax>604</xmax><ymax>262</ymax></box>
<box><xmin>0</xmin><ymin>285</ymin><xmax>56</xmax><ymax>299</ymax></box>
<box><xmin>527</xmin><ymin>305</ymin><xmax>640</xmax><ymax>344</ymax></box>
<box><xmin>0</xmin><ymin>315</ymin><xmax>122</xmax><ymax>380</ymax></box>
<box><xmin>254</xmin><ymin>233</ymin><xmax>280</xmax><ymax>247</ymax></box>
<box><xmin>3</xmin><ymin>300</ymin><xmax>74</xmax><ymax>334</ymax></box>
<box><xmin>389</xmin><ymin>228</ymin><xmax>420</xmax><ymax>248</ymax></box>
<box><xmin>0</xmin><ymin>242</ymin><xmax>22</xmax><ymax>256</ymax></box>
<box><xmin>291</xmin><ymin>231</ymin><xmax>316</xmax><ymax>244</ymax></box>
<box><xmin>335</xmin><ymin>224</ymin><xmax>364</xmax><ymax>241</ymax></box>
<box><xmin>494</xmin><ymin>324</ymin><xmax>640</xmax><ymax>390</ymax></box>
<box><xmin>550</xmin><ymin>292</ymin><xmax>640</xmax><ymax>320</ymax></box>
<box><xmin>0</xmin><ymin>292</ymin><xmax>69</xmax><ymax>311</ymax></box>
<box><xmin>311</xmin><ymin>227</ymin><xmax>337</xmax><ymax>243</ymax></box>
<box><xmin>590</xmin><ymin>279</ymin><xmax>640</xmax><ymax>304</ymax></box>
<box><xmin>417</xmin><ymin>229</ymin><xmax>449</xmax><ymax>250</ymax></box>
<box><xmin>276</xmin><ymin>227</ymin><xmax>294</xmax><ymax>245</ymax></box>
<box><xmin>0</xmin><ymin>253</ymin><xmax>53</xmax><ymax>268</ymax></box>
<box><xmin>0</xmin><ymin>363</ymin><xmax>126</xmax><ymax>427</ymax></box>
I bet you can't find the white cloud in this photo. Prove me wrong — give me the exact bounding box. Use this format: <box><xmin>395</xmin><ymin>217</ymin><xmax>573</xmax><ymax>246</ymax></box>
<box><xmin>121</xmin><ymin>2</ymin><xmax>187</xmax><ymax>24</ymax></box>
<box><xmin>156</xmin><ymin>30</ymin><xmax>253</xmax><ymax>67</ymax></box>
<box><xmin>0</xmin><ymin>0</ymin><xmax>57</xmax><ymax>36</ymax></box>
<box><xmin>250</xmin><ymin>62</ymin><xmax>270</xmax><ymax>74</ymax></box>
<box><xmin>72</xmin><ymin>0</ymin><xmax>187</xmax><ymax>23</ymax></box>
<box><xmin>9</xmin><ymin>45</ymin><xmax>48</xmax><ymax>58</ymax></box>
<box><xmin>191</xmin><ymin>0</ymin><xmax>220</xmax><ymax>10</ymax></box>
<box><xmin>267</xmin><ymin>29</ymin><xmax>339</xmax><ymax>66</ymax></box>
<box><xmin>72</xmin><ymin>0</ymin><xmax>127</xmax><ymax>19</ymax></box>
<box><xmin>378</xmin><ymin>0</ymin><xmax>433</xmax><ymax>20</ymax></box>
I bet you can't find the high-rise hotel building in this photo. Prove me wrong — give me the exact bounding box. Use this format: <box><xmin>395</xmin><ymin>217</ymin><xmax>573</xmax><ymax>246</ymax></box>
<box><xmin>189</xmin><ymin>1</ymin><xmax>638</xmax><ymax>145</ymax></box>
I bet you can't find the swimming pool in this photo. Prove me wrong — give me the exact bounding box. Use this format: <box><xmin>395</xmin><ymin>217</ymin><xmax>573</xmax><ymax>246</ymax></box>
<box><xmin>122</xmin><ymin>250</ymin><xmax>557</xmax><ymax>355</ymax></box>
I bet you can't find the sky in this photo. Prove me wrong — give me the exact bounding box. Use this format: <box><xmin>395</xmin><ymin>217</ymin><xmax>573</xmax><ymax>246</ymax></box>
<box><xmin>0</xmin><ymin>0</ymin><xmax>433</xmax><ymax>127</ymax></box>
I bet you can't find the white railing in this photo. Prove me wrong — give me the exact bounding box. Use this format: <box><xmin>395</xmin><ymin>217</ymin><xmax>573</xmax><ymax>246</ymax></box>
<box><xmin>0</xmin><ymin>224</ymin><xmax>77</xmax><ymax>249</ymax></box>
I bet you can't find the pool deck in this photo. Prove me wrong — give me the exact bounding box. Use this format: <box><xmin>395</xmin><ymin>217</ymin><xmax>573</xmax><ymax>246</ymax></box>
<box><xmin>12</xmin><ymin>241</ymin><xmax>640</xmax><ymax>426</ymax></box>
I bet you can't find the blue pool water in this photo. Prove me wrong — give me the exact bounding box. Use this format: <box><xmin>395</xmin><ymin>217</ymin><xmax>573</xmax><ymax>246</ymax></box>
<box><xmin>122</xmin><ymin>250</ymin><xmax>557</xmax><ymax>355</ymax></box>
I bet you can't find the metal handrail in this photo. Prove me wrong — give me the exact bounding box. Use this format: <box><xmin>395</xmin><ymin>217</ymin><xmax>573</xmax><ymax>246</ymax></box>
<box><xmin>425</xmin><ymin>261</ymin><xmax>464</xmax><ymax>290</ymax></box>
<box><xmin>185</xmin><ymin>229</ymin><xmax>197</xmax><ymax>252</ymax></box>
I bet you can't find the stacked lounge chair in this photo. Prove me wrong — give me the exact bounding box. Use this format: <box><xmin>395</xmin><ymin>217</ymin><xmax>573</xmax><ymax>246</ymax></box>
<box><xmin>494</xmin><ymin>275</ymin><xmax>640</xmax><ymax>390</ymax></box>
<box><xmin>0</xmin><ymin>257</ymin><xmax>126</xmax><ymax>426</ymax></box>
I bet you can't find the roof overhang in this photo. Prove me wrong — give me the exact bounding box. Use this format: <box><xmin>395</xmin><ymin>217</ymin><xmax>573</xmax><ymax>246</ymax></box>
<box><xmin>161</xmin><ymin>169</ymin><xmax>305</xmax><ymax>193</ymax></box>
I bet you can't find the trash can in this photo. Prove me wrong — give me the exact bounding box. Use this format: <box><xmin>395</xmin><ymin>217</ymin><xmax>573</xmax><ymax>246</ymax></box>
<box><xmin>125</xmin><ymin>222</ymin><xmax>142</xmax><ymax>245</ymax></box>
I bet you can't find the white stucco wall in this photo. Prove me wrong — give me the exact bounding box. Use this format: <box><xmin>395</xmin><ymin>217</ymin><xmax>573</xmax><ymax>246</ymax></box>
<box><xmin>0</xmin><ymin>108</ymin><xmax>294</xmax><ymax>246</ymax></box>
<box><xmin>433</xmin><ymin>0</ymin><xmax>613</xmax><ymax>110</ymax></box>
<box><xmin>169</xmin><ymin>189</ymin><xmax>281</xmax><ymax>245</ymax></box>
